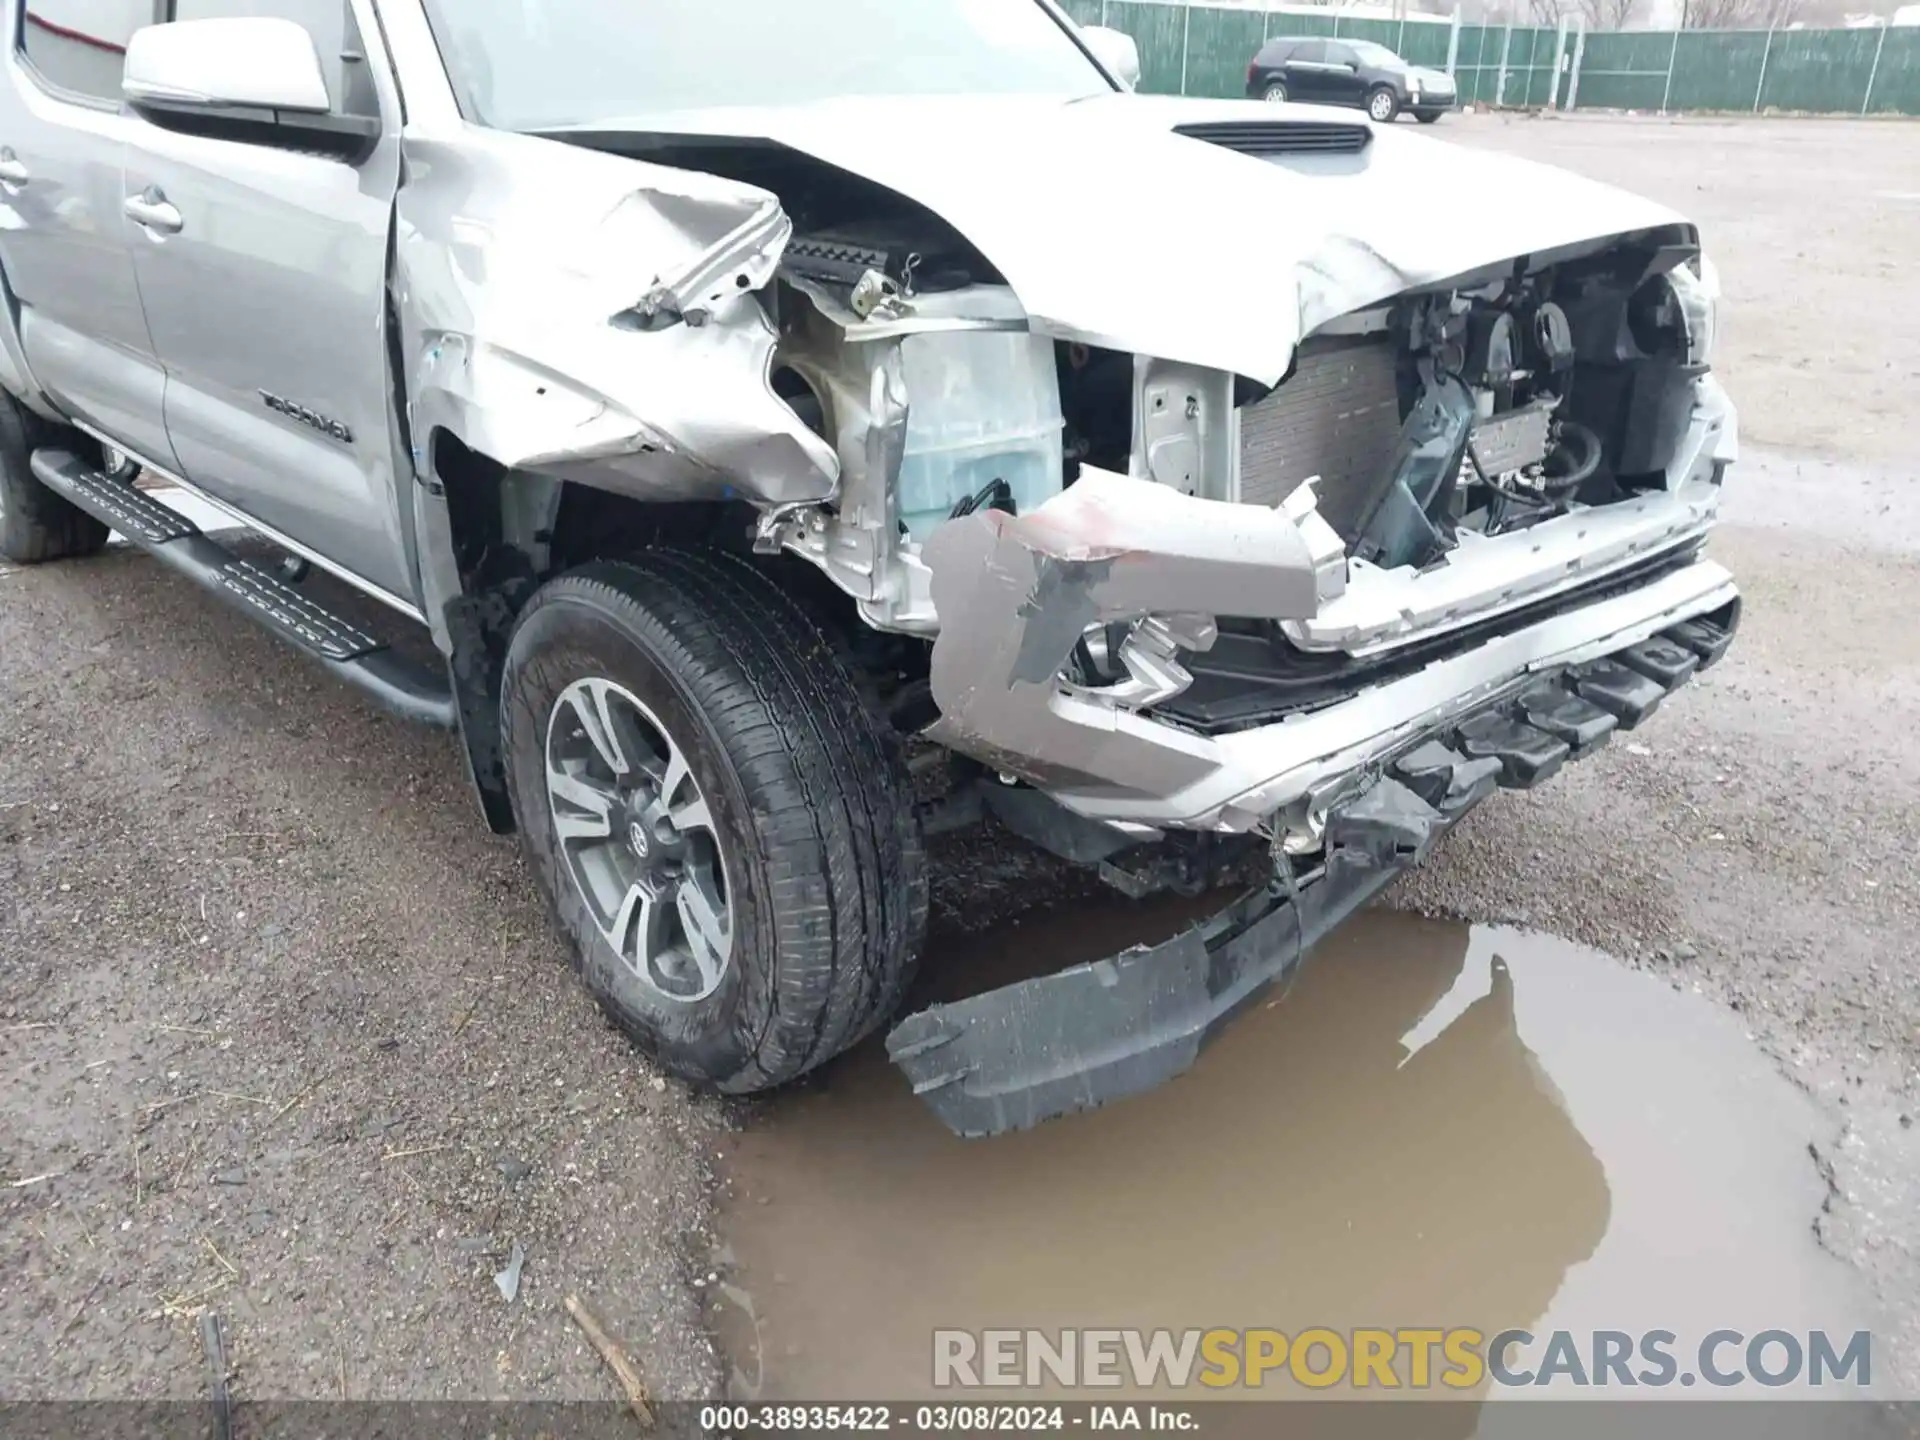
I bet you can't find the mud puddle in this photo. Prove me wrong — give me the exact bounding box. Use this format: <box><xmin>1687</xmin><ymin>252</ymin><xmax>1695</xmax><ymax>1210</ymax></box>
<box><xmin>714</xmin><ymin>898</ymin><xmax>1883</xmax><ymax>1409</ymax></box>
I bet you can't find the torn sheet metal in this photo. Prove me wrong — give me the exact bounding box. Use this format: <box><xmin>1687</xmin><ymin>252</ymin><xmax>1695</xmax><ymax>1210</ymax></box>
<box><xmin>561</xmin><ymin>93</ymin><xmax>1691</xmax><ymax>386</ymax></box>
<box><xmin>394</xmin><ymin>128</ymin><xmax>838</xmax><ymax>504</ymax></box>
<box><xmin>920</xmin><ymin>466</ymin><xmax>1345</xmax><ymax>802</ymax></box>
<box><xmin>762</xmin><ymin>298</ymin><xmax>936</xmax><ymax>631</ymax></box>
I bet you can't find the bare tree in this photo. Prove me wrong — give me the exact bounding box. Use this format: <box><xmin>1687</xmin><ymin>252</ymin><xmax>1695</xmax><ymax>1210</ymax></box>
<box><xmin>1519</xmin><ymin>0</ymin><xmax>1572</xmax><ymax>23</ymax></box>
<box><xmin>1681</xmin><ymin>0</ymin><xmax>1803</xmax><ymax>25</ymax></box>
<box><xmin>1509</xmin><ymin>0</ymin><xmax>1645</xmax><ymax>30</ymax></box>
<box><xmin>1474</xmin><ymin>0</ymin><xmax>1655</xmax><ymax>24</ymax></box>
<box><xmin>1486</xmin><ymin>0</ymin><xmax>1803</xmax><ymax>29</ymax></box>
<box><xmin>1581</xmin><ymin>0</ymin><xmax>1643</xmax><ymax>28</ymax></box>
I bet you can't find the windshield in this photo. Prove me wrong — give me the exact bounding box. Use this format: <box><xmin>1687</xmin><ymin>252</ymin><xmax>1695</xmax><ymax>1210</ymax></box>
<box><xmin>417</xmin><ymin>0</ymin><xmax>1114</xmax><ymax>131</ymax></box>
<box><xmin>1346</xmin><ymin>41</ymin><xmax>1407</xmax><ymax>68</ymax></box>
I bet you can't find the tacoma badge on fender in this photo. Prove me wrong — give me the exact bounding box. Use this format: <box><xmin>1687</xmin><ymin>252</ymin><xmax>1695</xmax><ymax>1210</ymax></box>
<box><xmin>259</xmin><ymin>391</ymin><xmax>354</xmax><ymax>445</ymax></box>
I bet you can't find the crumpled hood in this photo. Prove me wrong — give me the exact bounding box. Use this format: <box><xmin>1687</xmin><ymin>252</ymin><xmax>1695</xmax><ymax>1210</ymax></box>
<box><xmin>566</xmin><ymin>93</ymin><xmax>1691</xmax><ymax>386</ymax></box>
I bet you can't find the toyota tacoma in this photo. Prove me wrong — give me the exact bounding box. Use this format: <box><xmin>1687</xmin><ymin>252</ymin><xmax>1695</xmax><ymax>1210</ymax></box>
<box><xmin>0</xmin><ymin>0</ymin><xmax>1738</xmax><ymax>1136</ymax></box>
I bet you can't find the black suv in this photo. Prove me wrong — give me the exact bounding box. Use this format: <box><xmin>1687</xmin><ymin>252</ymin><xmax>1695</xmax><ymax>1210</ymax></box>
<box><xmin>1246</xmin><ymin>37</ymin><xmax>1457</xmax><ymax>123</ymax></box>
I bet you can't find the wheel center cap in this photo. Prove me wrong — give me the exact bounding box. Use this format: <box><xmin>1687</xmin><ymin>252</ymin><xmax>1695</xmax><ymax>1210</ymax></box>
<box><xmin>628</xmin><ymin>821</ymin><xmax>652</xmax><ymax>859</ymax></box>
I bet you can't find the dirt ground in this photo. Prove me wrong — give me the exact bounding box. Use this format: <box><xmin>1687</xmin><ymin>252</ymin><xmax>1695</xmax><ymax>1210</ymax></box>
<box><xmin>2</xmin><ymin>114</ymin><xmax>1917</xmax><ymax>1407</ymax></box>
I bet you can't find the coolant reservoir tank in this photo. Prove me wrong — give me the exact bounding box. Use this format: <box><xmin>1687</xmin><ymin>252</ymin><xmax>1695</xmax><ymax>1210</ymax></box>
<box><xmin>896</xmin><ymin>331</ymin><xmax>1065</xmax><ymax>543</ymax></box>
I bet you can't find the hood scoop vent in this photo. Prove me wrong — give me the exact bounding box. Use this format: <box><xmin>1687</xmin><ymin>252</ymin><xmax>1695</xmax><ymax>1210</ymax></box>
<box><xmin>1174</xmin><ymin>121</ymin><xmax>1372</xmax><ymax>157</ymax></box>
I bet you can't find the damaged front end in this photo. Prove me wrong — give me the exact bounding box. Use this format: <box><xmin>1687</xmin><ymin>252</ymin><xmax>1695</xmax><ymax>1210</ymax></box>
<box><xmin>770</xmin><ymin>224</ymin><xmax>1743</xmax><ymax>1136</ymax></box>
<box><xmin>402</xmin><ymin>116</ymin><xmax>1741</xmax><ymax>1137</ymax></box>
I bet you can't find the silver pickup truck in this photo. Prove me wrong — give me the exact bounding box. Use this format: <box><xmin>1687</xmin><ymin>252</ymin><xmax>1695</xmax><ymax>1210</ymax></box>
<box><xmin>0</xmin><ymin>0</ymin><xmax>1739</xmax><ymax>1136</ymax></box>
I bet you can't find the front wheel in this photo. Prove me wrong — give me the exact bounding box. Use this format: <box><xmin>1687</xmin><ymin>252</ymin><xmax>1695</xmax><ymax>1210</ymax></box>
<box><xmin>501</xmin><ymin>551</ymin><xmax>928</xmax><ymax>1094</ymax></box>
<box><xmin>1414</xmin><ymin>110</ymin><xmax>1444</xmax><ymax>124</ymax></box>
<box><xmin>1261</xmin><ymin>80</ymin><xmax>1289</xmax><ymax>103</ymax></box>
<box><xmin>1367</xmin><ymin>86</ymin><xmax>1400</xmax><ymax>123</ymax></box>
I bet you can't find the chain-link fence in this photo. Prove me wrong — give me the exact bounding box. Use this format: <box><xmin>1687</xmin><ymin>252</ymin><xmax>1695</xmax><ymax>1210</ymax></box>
<box><xmin>1063</xmin><ymin>0</ymin><xmax>1920</xmax><ymax>116</ymax></box>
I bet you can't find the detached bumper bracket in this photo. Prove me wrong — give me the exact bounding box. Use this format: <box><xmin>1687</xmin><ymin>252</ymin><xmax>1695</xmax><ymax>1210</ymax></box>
<box><xmin>1665</xmin><ymin>614</ymin><xmax>1739</xmax><ymax>669</ymax></box>
<box><xmin>1571</xmin><ymin>658</ymin><xmax>1668</xmax><ymax>730</ymax></box>
<box><xmin>1456</xmin><ymin>712</ymin><xmax>1571</xmax><ymax>790</ymax></box>
<box><xmin>1617</xmin><ymin>636</ymin><xmax>1703</xmax><ymax>690</ymax></box>
<box><xmin>1518</xmin><ymin>684</ymin><xmax>1619</xmax><ymax>759</ymax></box>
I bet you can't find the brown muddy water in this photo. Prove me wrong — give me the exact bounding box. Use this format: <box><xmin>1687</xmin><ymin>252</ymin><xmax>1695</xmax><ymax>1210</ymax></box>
<box><xmin>712</xmin><ymin>901</ymin><xmax>1883</xmax><ymax>1412</ymax></box>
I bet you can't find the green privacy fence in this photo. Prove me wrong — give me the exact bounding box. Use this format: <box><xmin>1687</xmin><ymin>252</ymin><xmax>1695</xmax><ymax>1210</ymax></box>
<box><xmin>1572</xmin><ymin>23</ymin><xmax>1917</xmax><ymax>113</ymax></box>
<box><xmin>1063</xmin><ymin>0</ymin><xmax>1920</xmax><ymax>116</ymax></box>
<box><xmin>1453</xmin><ymin>22</ymin><xmax>1573</xmax><ymax>106</ymax></box>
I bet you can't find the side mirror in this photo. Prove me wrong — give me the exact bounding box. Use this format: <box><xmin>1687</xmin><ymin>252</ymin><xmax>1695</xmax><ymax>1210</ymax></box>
<box><xmin>125</xmin><ymin>17</ymin><xmax>332</xmax><ymax>113</ymax></box>
<box><xmin>123</xmin><ymin>18</ymin><xmax>377</xmax><ymax>162</ymax></box>
<box><xmin>1080</xmin><ymin>25</ymin><xmax>1142</xmax><ymax>90</ymax></box>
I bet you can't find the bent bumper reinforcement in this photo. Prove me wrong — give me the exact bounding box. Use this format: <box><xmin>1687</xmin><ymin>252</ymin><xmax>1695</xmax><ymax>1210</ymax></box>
<box><xmin>886</xmin><ymin>603</ymin><xmax>1739</xmax><ymax>1138</ymax></box>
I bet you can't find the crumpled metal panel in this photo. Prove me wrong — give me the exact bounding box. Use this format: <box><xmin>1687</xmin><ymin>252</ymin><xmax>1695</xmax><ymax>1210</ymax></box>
<box><xmin>393</xmin><ymin>97</ymin><xmax>1693</xmax><ymax>521</ymax></box>
<box><xmin>393</xmin><ymin>128</ymin><xmax>838</xmax><ymax>506</ymax></box>
<box><xmin>921</xmin><ymin>466</ymin><xmax>1345</xmax><ymax>801</ymax></box>
<box><xmin>565</xmin><ymin>93</ymin><xmax>1692</xmax><ymax>386</ymax></box>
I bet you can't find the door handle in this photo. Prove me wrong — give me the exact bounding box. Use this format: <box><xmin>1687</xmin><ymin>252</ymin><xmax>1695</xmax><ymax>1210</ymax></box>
<box><xmin>0</xmin><ymin>150</ymin><xmax>28</xmax><ymax>186</ymax></box>
<box><xmin>124</xmin><ymin>190</ymin><xmax>184</xmax><ymax>235</ymax></box>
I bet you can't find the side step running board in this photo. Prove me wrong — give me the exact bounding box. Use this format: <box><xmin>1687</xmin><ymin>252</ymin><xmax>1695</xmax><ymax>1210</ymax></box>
<box><xmin>32</xmin><ymin>449</ymin><xmax>455</xmax><ymax>729</ymax></box>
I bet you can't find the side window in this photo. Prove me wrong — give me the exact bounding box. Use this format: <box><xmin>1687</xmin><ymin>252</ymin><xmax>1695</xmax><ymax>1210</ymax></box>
<box><xmin>1324</xmin><ymin>42</ymin><xmax>1359</xmax><ymax>67</ymax></box>
<box><xmin>19</xmin><ymin>0</ymin><xmax>162</xmax><ymax>103</ymax></box>
<box><xmin>1290</xmin><ymin>41</ymin><xmax>1327</xmax><ymax>65</ymax></box>
<box><xmin>167</xmin><ymin>0</ymin><xmax>376</xmax><ymax>116</ymax></box>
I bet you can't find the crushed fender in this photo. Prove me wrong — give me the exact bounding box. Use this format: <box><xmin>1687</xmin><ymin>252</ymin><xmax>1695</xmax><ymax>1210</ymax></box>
<box><xmin>394</xmin><ymin>130</ymin><xmax>838</xmax><ymax>508</ymax></box>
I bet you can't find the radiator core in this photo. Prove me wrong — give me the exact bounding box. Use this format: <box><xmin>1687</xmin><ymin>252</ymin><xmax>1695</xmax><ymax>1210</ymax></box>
<box><xmin>1238</xmin><ymin>335</ymin><xmax>1401</xmax><ymax>510</ymax></box>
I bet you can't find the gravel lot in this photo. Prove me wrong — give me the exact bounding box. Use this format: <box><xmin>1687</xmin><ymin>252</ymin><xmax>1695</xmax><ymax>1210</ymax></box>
<box><xmin>2</xmin><ymin>113</ymin><xmax>1917</xmax><ymax>1405</ymax></box>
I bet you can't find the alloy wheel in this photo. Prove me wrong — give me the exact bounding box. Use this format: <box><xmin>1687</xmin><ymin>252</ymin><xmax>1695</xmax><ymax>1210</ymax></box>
<box><xmin>544</xmin><ymin>677</ymin><xmax>733</xmax><ymax>1003</ymax></box>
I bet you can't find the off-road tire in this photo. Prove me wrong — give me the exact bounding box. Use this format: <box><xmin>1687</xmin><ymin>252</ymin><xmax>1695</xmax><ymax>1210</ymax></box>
<box><xmin>501</xmin><ymin>550</ymin><xmax>928</xmax><ymax>1094</ymax></box>
<box><xmin>0</xmin><ymin>393</ymin><xmax>109</xmax><ymax>564</ymax></box>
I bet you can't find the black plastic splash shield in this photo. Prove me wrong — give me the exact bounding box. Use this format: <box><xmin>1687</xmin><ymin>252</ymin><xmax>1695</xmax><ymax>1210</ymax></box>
<box><xmin>885</xmin><ymin>758</ymin><xmax>1495</xmax><ymax>1139</ymax></box>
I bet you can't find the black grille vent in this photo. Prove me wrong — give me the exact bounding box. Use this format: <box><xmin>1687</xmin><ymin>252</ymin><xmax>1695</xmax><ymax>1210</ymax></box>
<box><xmin>1173</xmin><ymin>121</ymin><xmax>1372</xmax><ymax>156</ymax></box>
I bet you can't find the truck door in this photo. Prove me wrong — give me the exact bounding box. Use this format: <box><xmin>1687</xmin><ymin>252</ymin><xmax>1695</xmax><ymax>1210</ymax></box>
<box><xmin>0</xmin><ymin>2</ymin><xmax>177</xmax><ymax>467</ymax></box>
<box><xmin>123</xmin><ymin>0</ymin><xmax>415</xmax><ymax>608</ymax></box>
